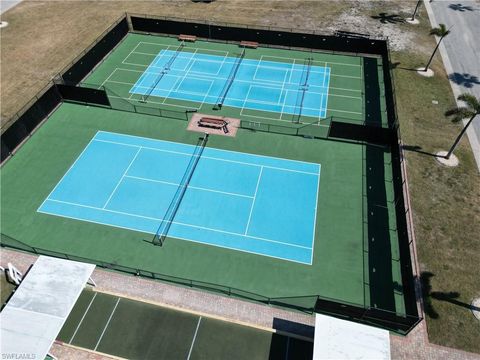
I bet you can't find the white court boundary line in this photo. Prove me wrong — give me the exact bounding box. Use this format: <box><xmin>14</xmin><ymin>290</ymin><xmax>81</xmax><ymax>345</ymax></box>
<box><xmin>138</xmin><ymin>40</ymin><xmax>229</xmax><ymax>56</ymax></box>
<box><xmin>38</xmin><ymin>201</ymin><xmax>314</xmax><ymax>265</ymax></box>
<box><xmin>69</xmin><ymin>292</ymin><xmax>98</xmax><ymax>344</ymax></box>
<box><xmin>38</xmin><ymin>132</ymin><xmax>319</xmax><ymax>263</ymax></box>
<box><xmin>93</xmin><ymin>138</ymin><xmax>319</xmax><ymax>175</ymax></box>
<box><xmin>323</xmin><ymin>65</ymin><xmax>331</xmax><ymax>118</ymax></box>
<box><xmin>187</xmin><ymin>317</ymin><xmax>202</xmax><ymax>360</ymax></box>
<box><xmin>247</xmin><ymin>84</ymin><xmax>284</xmax><ymax>105</ymax></box>
<box><xmin>37</xmin><ymin>136</ymin><xmax>98</xmax><ymax>212</ymax></box>
<box><xmin>124</xmin><ymin>56</ymin><xmax>338</xmax><ymax>85</ymax></box>
<box><xmin>116</xmin><ymin>52</ymin><xmax>362</xmax><ymax>119</ymax></box>
<box><xmin>143</xmin><ymin>50</ymin><xmax>330</xmax><ymax>75</ymax></box>
<box><xmin>244</xmin><ymin>166</ymin><xmax>263</xmax><ymax>235</ymax></box>
<box><xmin>260</xmin><ymin>54</ymin><xmax>361</xmax><ymax>68</ymax></box>
<box><xmin>41</xmin><ymin>198</ymin><xmax>313</xmax><ymax>251</ymax></box>
<box><xmin>98</xmin><ymin>40</ymin><xmax>364</xmax><ymax>121</ymax></box>
<box><xmin>167</xmin><ymin>48</ymin><xmax>199</xmax><ymax>97</ymax></box>
<box><xmin>107</xmin><ymin>76</ymin><xmax>344</xmax><ymax>107</ymax></box>
<box><xmin>107</xmin><ymin>64</ymin><xmax>363</xmax><ymax>109</ymax></box>
<box><xmin>124</xmin><ymin>175</ymin><xmax>254</xmax><ymax>199</ymax></box>
<box><xmin>310</xmin><ymin>165</ymin><xmax>322</xmax><ymax>265</ymax></box>
<box><xmin>102</xmin><ymin>147</ymin><xmax>142</xmax><ymax>209</ymax></box>
<box><xmin>94</xmin><ymin>298</ymin><xmax>121</xmax><ymax>351</ymax></box>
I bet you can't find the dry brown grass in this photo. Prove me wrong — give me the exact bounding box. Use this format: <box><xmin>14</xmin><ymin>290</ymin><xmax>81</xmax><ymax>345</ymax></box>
<box><xmin>0</xmin><ymin>0</ymin><xmax>353</xmax><ymax>125</ymax></box>
<box><xmin>1</xmin><ymin>0</ymin><xmax>479</xmax><ymax>353</ymax></box>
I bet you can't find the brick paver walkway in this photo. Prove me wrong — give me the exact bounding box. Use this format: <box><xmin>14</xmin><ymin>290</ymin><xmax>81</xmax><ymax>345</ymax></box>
<box><xmin>1</xmin><ymin>248</ymin><xmax>479</xmax><ymax>359</ymax></box>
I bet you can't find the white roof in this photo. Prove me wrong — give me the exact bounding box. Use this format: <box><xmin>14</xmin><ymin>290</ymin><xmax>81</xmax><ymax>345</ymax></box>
<box><xmin>0</xmin><ymin>256</ymin><xmax>95</xmax><ymax>359</ymax></box>
<box><xmin>313</xmin><ymin>314</ymin><xmax>391</xmax><ymax>360</ymax></box>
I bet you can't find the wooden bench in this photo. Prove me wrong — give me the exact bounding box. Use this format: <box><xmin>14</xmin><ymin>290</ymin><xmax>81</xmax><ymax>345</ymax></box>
<box><xmin>240</xmin><ymin>41</ymin><xmax>259</xmax><ymax>49</ymax></box>
<box><xmin>198</xmin><ymin>117</ymin><xmax>228</xmax><ymax>133</ymax></box>
<box><xmin>178</xmin><ymin>34</ymin><xmax>197</xmax><ymax>42</ymax></box>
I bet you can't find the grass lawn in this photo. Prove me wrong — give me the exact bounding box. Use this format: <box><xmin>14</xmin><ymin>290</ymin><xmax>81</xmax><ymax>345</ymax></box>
<box><xmin>1</xmin><ymin>0</ymin><xmax>479</xmax><ymax>353</ymax></box>
<box><xmin>0</xmin><ymin>273</ymin><xmax>16</xmax><ymax>306</ymax></box>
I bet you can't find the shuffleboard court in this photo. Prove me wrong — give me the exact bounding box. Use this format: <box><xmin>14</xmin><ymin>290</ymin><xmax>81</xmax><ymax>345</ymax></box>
<box><xmin>58</xmin><ymin>290</ymin><xmax>314</xmax><ymax>360</ymax></box>
<box><xmin>130</xmin><ymin>49</ymin><xmax>331</xmax><ymax>119</ymax></box>
<box><xmin>38</xmin><ymin>131</ymin><xmax>320</xmax><ymax>264</ymax></box>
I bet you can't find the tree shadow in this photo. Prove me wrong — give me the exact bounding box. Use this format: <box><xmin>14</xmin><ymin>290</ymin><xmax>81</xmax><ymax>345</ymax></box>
<box><xmin>390</xmin><ymin>61</ymin><xmax>401</xmax><ymax>69</ymax></box>
<box><xmin>389</xmin><ymin>61</ymin><xmax>419</xmax><ymax>71</ymax></box>
<box><xmin>420</xmin><ymin>272</ymin><xmax>439</xmax><ymax>318</ymax></box>
<box><xmin>448</xmin><ymin>73</ymin><xmax>480</xmax><ymax>88</ymax></box>
<box><xmin>402</xmin><ymin>144</ymin><xmax>440</xmax><ymax>157</ymax></box>
<box><xmin>448</xmin><ymin>3</ymin><xmax>477</xmax><ymax>11</ymax></box>
<box><xmin>431</xmin><ymin>291</ymin><xmax>480</xmax><ymax>312</ymax></box>
<box><xmin>371</xmin><ymin>13</ymin><xmax>405</xmax><ymax>24</ymax></box>
<box><xmin>420</xmin><ymin>271</ymin><xmax>480</xmax><ymax>319</ymax></box>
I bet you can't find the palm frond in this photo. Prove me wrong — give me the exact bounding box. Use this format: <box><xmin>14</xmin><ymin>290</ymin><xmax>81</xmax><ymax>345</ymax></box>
<box><xmin>445</xmin><ymin>107</ymin><xmax>475</xmax><ymax>122</ymax></box>
<box><xmin>457</xmin><ymin>93</ymin><xmax>480</xmax><ymax>112</ymax></box>
<box><xmin>430</xmin><ymin>23</ymin><xmax>450</xmax><ymax>36</ymax></box>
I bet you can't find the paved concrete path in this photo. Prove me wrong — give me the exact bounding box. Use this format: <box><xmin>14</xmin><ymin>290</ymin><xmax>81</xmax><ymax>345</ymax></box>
<box><xmin>424</xmin><ymin>0</ymin><xmax>480</xmax><ymax>171</ymax></box>
<box><xmin>0</xmin><ymin>0</ymin><xmax>22</xmax><ymax>15</ymax></box>
<box><xmin>3</xmin><ymin>248</ymin><xmax>480</xmax><ymax>359</ymax></box>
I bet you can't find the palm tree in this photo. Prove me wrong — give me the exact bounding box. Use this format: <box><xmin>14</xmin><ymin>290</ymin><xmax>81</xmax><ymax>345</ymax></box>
<box><xmin>444</xmin><ymin>93</ymin><xmax>480</xmax><ymax>159</ymax></box>
<box><xmin>409</xmin><ymin>0</ymin><xmax>423</xmax><ymax>22</ymax></box>
<box><xmin>423</xmin><ymin>24</ymin><xmax>450</xmax><ymax>72</ymax></box>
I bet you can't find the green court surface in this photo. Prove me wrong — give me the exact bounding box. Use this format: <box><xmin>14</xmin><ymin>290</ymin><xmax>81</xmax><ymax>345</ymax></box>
<box><xmin>58</xmin><ymin>290</ymin><xmax>313</xmax><ymax>360</ymax></box>
<box><xmin>82</xmin><ymin>33</ymin><xmax>388</xmax><ymax>129</ymax></box>
<box><xmin>0</xmin><ymin>32</ymin><xmax>404</xmax><ymax>315</ymax></box>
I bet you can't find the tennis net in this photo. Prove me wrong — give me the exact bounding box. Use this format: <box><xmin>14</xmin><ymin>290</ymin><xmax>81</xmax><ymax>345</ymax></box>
<box><xmin>214</xmin><ymin>48</ymin><xmax>245</xmax><ymax>109</ymax></box>
<box><xmin>293</xmin><ymin>57</ymin><xmax>313</xmax><ymax>123</ymax></box>
<box><xmin>141</xmin><ymin>41</ymin><xmax>185</xmax><ymax>103</ymax></box>
<box><xmin>153</xmin><ymin>134</ymin><xmax>209</xmax><ymax>246</ymax></box>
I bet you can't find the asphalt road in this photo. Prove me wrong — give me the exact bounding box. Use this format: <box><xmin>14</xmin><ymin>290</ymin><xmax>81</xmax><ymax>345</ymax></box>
<box><xmin>427</xmin><ymin>0</ymin><xmax>480</xmax><ymax>165</ymax></box>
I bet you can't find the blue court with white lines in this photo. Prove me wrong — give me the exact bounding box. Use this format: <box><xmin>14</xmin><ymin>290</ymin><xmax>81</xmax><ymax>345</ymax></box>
<box><xmin>38</xmin><ymin>131</ymin><xmax>321</xmax><ymax>264</ymax></box>
<box><xmin>130</xmin><ymin>49</ymin><xmax>331</xmax><ymax>119</ymax></box>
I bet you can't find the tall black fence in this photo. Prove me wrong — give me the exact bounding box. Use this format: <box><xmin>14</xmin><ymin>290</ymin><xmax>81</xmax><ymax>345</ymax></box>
<box><xmin>56</xmin><ymin>84</ymin><xmax>110</xmax><ymax>107</ymax></box>
<box><xmin>1</xmin><ymin>83</ymin><xmax>62</xmax><ymax>162</ymax></box>
<box><xmin>0</xmin><ymin>232</ymin><xmax>420</xmax><ymax>334</ymax></box>
<box><xmin>61</xmin><ymin>15</ymin><xmax>129</xmax><ymax>84</ymax></box>
<box><xmin>1</xmin><ymin>14</ymin><xmax>420</xmax><ymax>331</ymax></box>
<box><xmin>127</xmin><ymin>14</ymin><xmax>420</xmax><ymax>329</ymax></box>
<box><xmin>1</xmin><ymin>14</ymin><xmax>130</xmax><ymax>163</ymax></box>
<box><xmin>130</xmin><ymin>15</ymin><xmax>389</xmax><ymax>58</ymax></box>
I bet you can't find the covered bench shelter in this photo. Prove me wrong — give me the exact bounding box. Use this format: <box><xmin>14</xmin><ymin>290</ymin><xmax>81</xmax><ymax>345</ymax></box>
<box><xmin>313</xmin><ymin>314</ymin><xmax>391</xmax><ymax>359</ymax></box>
<box><xmin>0</xmin><ymin>256</ymin><xmax>95</xmax><ymax>359</ymax></box>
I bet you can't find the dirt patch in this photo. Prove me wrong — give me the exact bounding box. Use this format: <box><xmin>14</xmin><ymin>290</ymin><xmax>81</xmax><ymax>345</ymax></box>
<box><xmin>325</xmin><ymin>6</ymin><xmax>415</xmax><ymax>51</ymax></box>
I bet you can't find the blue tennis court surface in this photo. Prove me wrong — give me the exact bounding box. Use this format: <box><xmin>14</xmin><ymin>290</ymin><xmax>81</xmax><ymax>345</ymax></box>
<box><xmin>38</xmin><ymin>131</ymin><xmax>320</xmax><ymax>264</ymax></box>
<box><xmin>130</xmin><ymin>50</ymin><xmax>330</xmax><ymax>119</ymax></box>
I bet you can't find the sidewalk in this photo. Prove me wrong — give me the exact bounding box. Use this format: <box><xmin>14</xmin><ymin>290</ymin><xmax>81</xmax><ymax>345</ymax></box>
<box><xmin>0</xmin><ymin>0</ymin><xmax>22</xmax><ymax>15</ymax></box>
<box><xmin>2</xmin><ymin>248</ymin><xmax>479</xmax><ymax>359</ymax></box>
<box><xmin>423</xmin><ymin>0</ymin><xmax>480</xmax><ymax>172</ymax></box>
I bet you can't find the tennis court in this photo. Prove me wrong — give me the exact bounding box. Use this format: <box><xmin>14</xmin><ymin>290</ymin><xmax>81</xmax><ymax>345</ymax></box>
<box><xmin>87</xmin><ymin>34</ymin><xmax>370</xmax><ymax>125</ymax></box>
<box><xmin>130</xmin><ymin>48</ymin><xmax>330</xmax><ymax>119</ymax></box>
<box><xmin>38</xmin><ymin>131</ymin><xmax>320</xmax><ymax>264</ymax></box>
<box><xmin>1</xmin><ymin>29</ymin><xmax>405</xmax><ymax>316</ymax></box>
